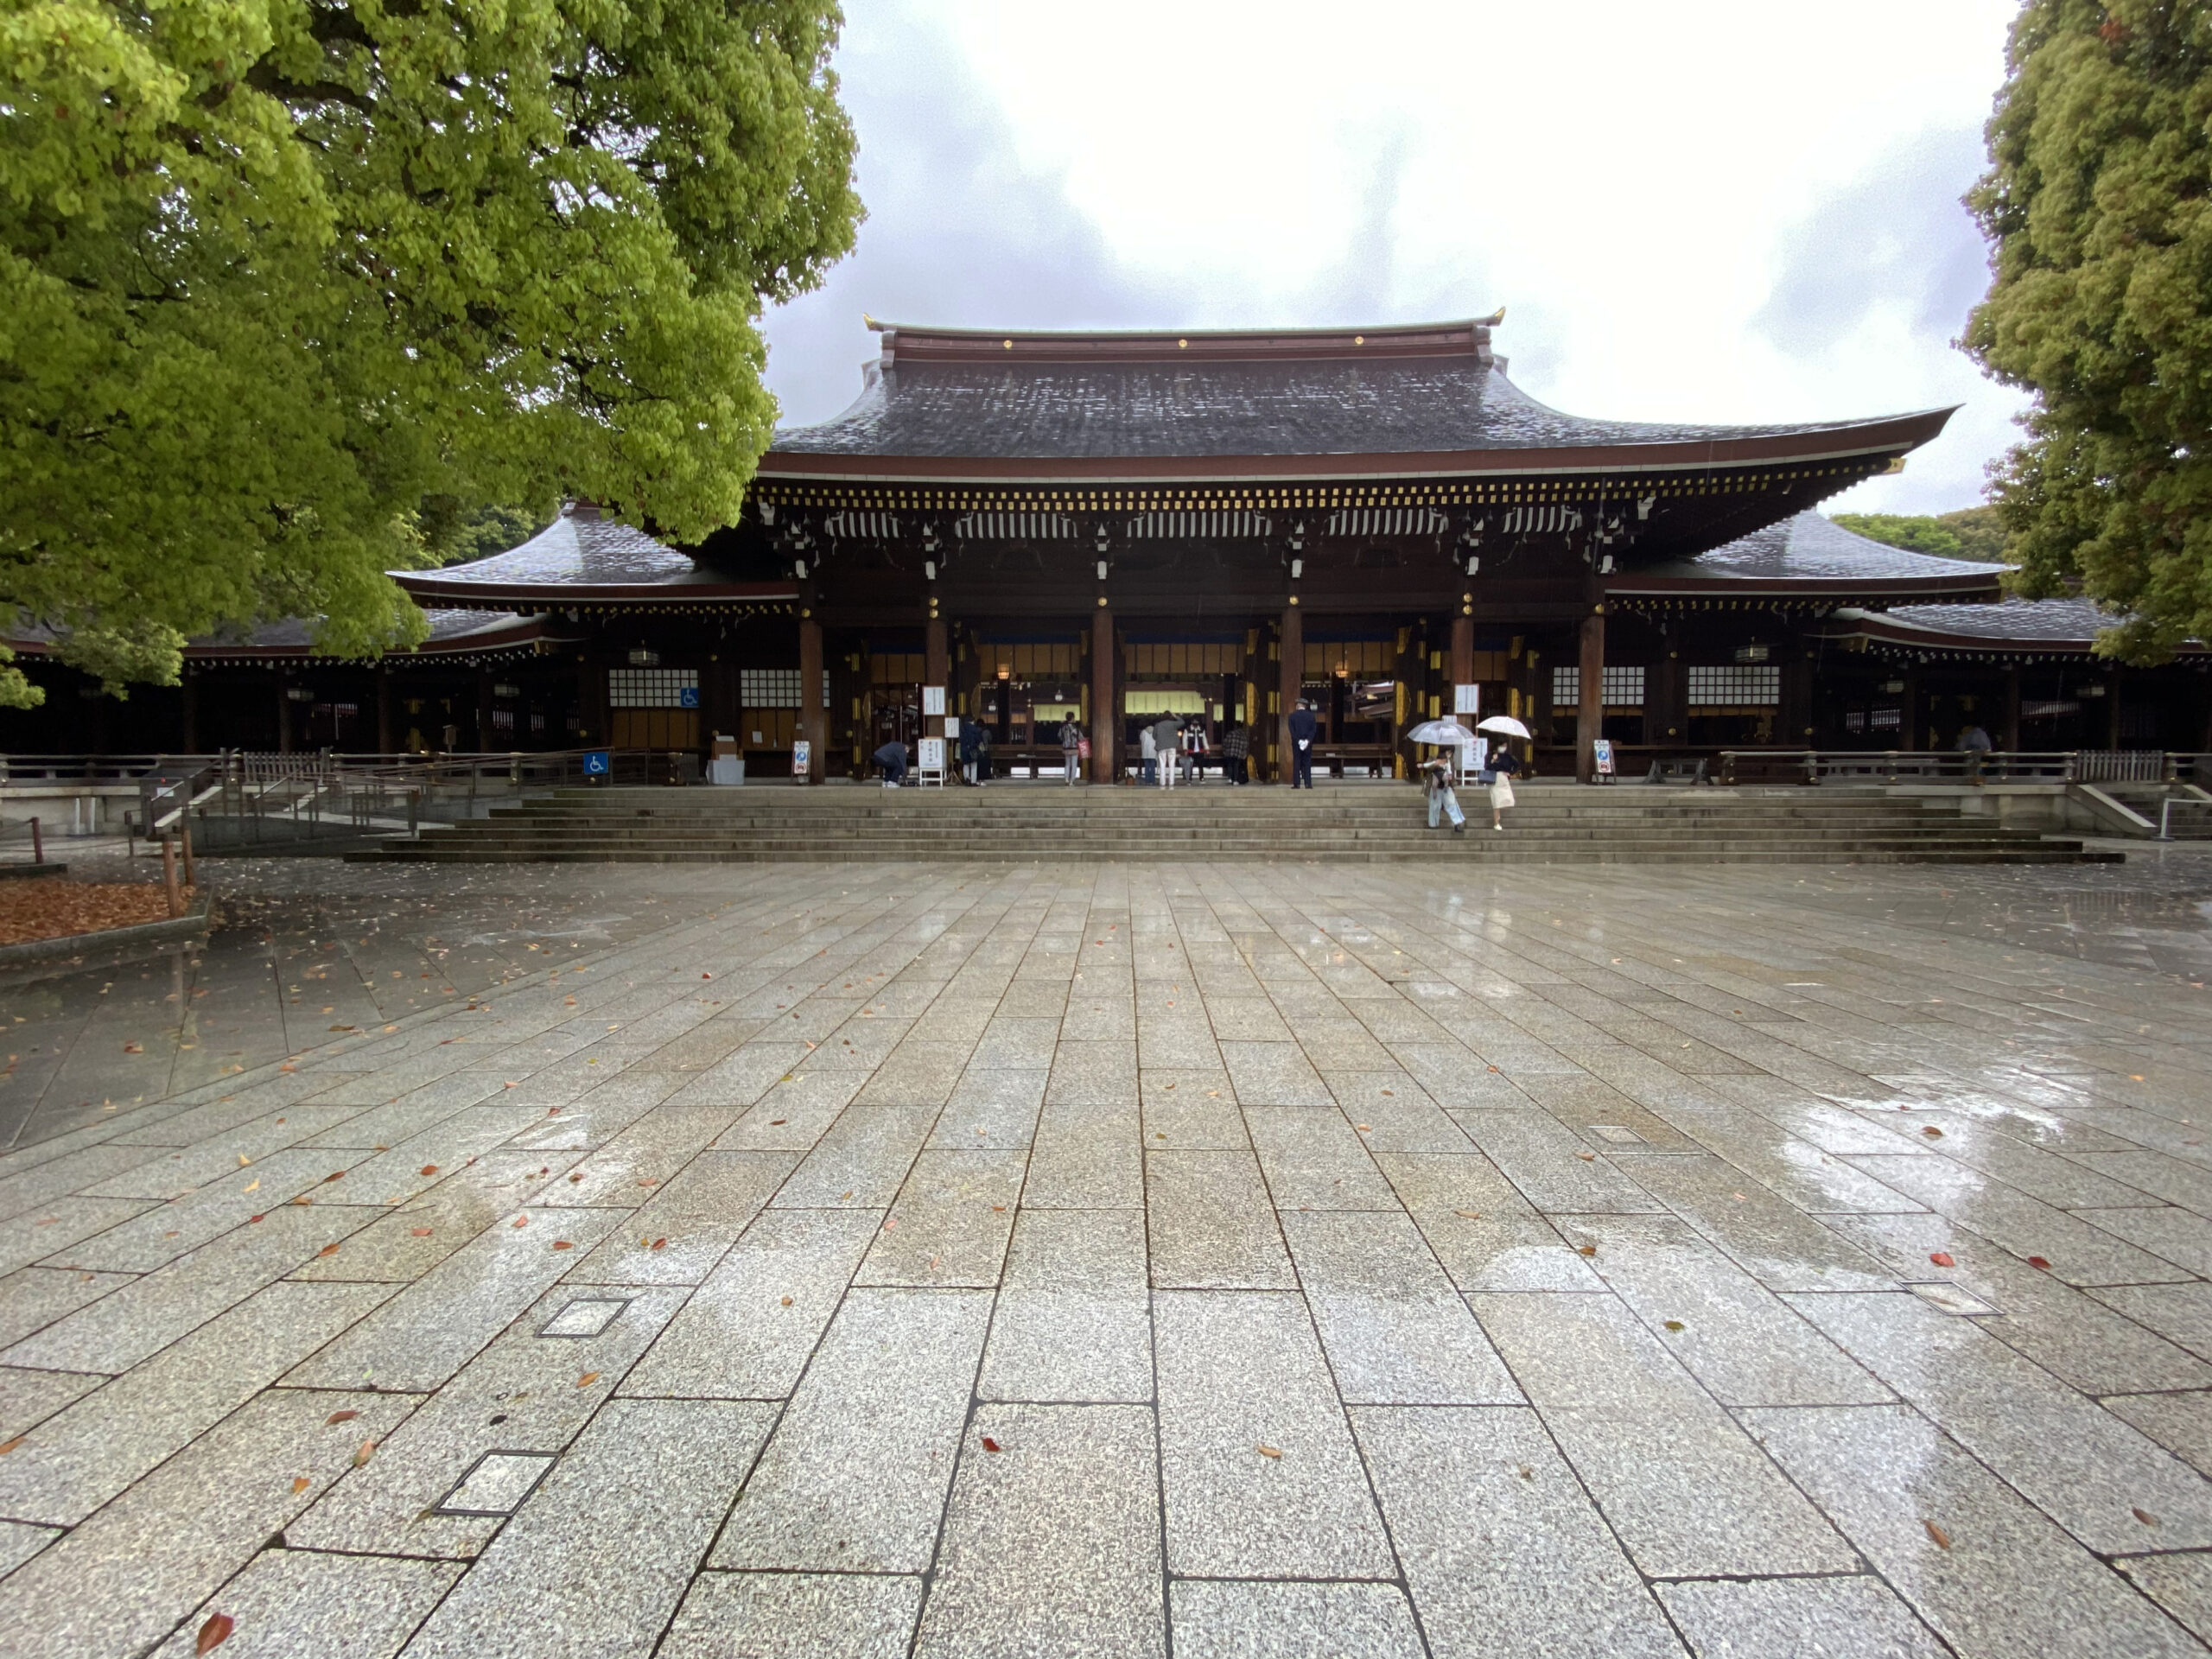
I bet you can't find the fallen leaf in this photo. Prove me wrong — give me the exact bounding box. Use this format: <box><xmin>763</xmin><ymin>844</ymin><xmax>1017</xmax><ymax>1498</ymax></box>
<box><xmin>779</xmin><ymin>1296</ymin><xmax>793</xmax><ymax>1306</ymax></box>
<box><xmin>315</xmin><ymin>1243</ymin><xmax>340</xmax><ymax>1257</ymax></box>
<box><xmin>243</xmin><ymin>1179</ymin><xmax>259</xmax><ymax>1193</ymax></box>
<box><xmin>196</xmin><ymin>1612</ymin><xmax>234</xmax><ymax>1656</ymax></box>
<box><xmin>419</xmin><ymin>1165</ymin><xmax>438</xmax><ymax>1177</ymax></box>
<box><xmin>326</xmin><ymin>1409</ymin><xmax>359</xmax><ymax>1426</ymax></box>
<box><xmin>0</xmin><ymin>1435</ymin><xmax>22</xmax><ymax>1455</ymax></box>
<box><xmin>769</xmin><ymin>1118</ymin><xmax>787</xmax><ymax>1126</ymax></box>
<box><xmin>322</xmin><ymin>1171</ymin><xmax>345</xmax><ymax>1183</ymax></box>
<box><xmin>1929</xmin><ymin>1252</ymin><xmax>1956</xmax><ymax>1268</ymax></box>
<box><xmin>1922</xmin><ymin>1126</ymin><xmax>1943</xmax><ymax>1139</ymax></box>
<box><xmin>552</xmin><ymin>1240</ymin><xmax>573</xmax><ymax>1250</ymax></box>
<box><xmin>410</xmin><ymin>1227</ymin><xmax>432</xmax><ymax>1236</ymax></box>
<box><xmin>123</xmin><ymin>1042</ymin><xmax>143</xmax><ymax>1054</ymax></box>
<box><xmin>650</xmin><ymin>1236</ymin><xmax>667</xmax><ymax>1250</ymax></box>
<box><xmin>1517</xmin><ymin>1464</ymin><xmax>1533</xmax><ymax>1479</ymax></box>
<box><xmin>577</xmin><ymin>1371</ymin><xmax>601</xmax><ymax>1389</ymax></box>
<box><xmin>237</xmin><ymin>1154</ymin><xmax>251</xmax><ymax>1167</ymax></box>
<box><xmin>2027</xmin><ymin>1255</ymin><xmax>2052</xmax><ymax>1270</ymax></box>
<box><xmin>1923</xmin><ymin>1519</ymin><xmax>1951</xmax><ymax>1549</ymax></box>
<box><xmin>568</xmin><ymin>1173</ymin><xmax>582</xmax><ymax>1183</ymax></box>
<box><xmin>1256</xmin><ymin>1443</ymin><xmax>1282</xmax><ymax>1459</ymax></box>
<box><xmin>291</xmin><ymin>1477</ymin><xmax>310</xmax><ymax>1494</ymax></box>
<box><xmin>637</xmin><ymin>1178</ymin><xmax>658</xmax><ymax>1187</ymax></box>
<box><xmin>1577</xmin><ymin>1244</ymin><xmax>1598</xmax><ymax>1256</ymax></box>
<box><xmin>249</xmin><ymin>1214</ymin><xmax>265</xmax><ymax>1224</ymax></box>
<box><xmin>1664</xmin><ymin>1319</ymin><xmax>1686</xmax><ymax>1332</ymax></box>
<box><xmin>2136</xmin><ymin>1507</ymin><xmax>2161</xmax><ymax>1526</ymax></box>
<box><xmin>1355</xmin><ymin>1123</ymin><xmax>1372</xmax><ymax>1133</ymax></box>
<box><xmin>1453</xmin><ymin>1209</ymin><xmax>1484</xmax><ymax>1219</ymax></box>
<box><xmin>512</xmin><ymin>1214</ymin><xmax>529</xmax><ymax>1228</ymax></box>
<box><xmin>353</xmin><ymin>1439</ymin><xmax>376</xmax><ymax>1468</ymax></box>
<box><xmin>1575</xmin><ymin>1151</ymin><xmax>1595</xmax><ymax>1162</ymax></box>
<box><xmin>980</xmin><ymin>1435</ymin><xmax>1001</xmax><ymax>1453</ymax></box>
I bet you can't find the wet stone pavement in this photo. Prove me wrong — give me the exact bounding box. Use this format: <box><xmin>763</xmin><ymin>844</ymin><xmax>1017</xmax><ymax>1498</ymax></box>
<box><xmin>0</xmin><ymin>854</ymin><xmax>2209</xmax><ymax>1657</ymax></box>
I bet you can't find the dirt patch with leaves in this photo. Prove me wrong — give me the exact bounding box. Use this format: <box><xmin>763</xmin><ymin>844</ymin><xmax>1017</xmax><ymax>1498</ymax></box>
<box><xmin>0</xmin><ymin>880</ymin><xmax>192</xmax><ymax>946</ymax></box>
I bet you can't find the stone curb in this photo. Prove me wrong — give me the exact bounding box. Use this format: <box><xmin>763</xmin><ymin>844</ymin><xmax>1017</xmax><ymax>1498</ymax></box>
<box><xmin>0</xmin><ymin>896</ymin><xmax>212</xmax><ymax>969</ymax></box>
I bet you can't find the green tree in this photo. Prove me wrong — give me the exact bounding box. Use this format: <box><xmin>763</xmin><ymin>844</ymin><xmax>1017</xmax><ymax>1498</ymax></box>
<box><xmin>1965</xmin><ymin>0</ymin><xmax>2212</xmax><ymax>660</ymax></box>
<box><xmin>0</xmin><ymin>0</ymin><xmax>859</xmax><ymax>705</ymax></box>
<box><xmin>1832</xmin><ymin>508</ymin><xmax>2013</xmax><ymax>563</ymax></box>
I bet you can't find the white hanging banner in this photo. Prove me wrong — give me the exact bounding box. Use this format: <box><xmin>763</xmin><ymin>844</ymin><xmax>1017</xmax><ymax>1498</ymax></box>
<box><xmin>1453</xmin><ymin>683</ymin><xmax>1481</xmax><ymax>715</ymax></box>
<box><xmin>922</xmin><ymin>685</ymin><xmax>946</xmax><ymax>716</ymax></box>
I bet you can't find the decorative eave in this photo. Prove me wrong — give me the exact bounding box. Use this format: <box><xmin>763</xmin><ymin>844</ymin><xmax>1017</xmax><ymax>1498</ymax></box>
<box><xmin>1819</xmin><ymin>603</ymin><xmax>2211</xmax><ymax>665</ymax></box>
<box><xmin>393</xmin><ymin>573</ymin><xmax>798</xmax><ymax>613</ymax></box>
<box><xmin>754</xmin><ymin>410</ymin><xmax>1950</xmax><ymax>489</ymax></box>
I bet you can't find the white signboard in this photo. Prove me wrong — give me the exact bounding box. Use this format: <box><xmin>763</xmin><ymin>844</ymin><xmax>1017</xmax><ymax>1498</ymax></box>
<box><xmin>943</xmin><ymin>716</ymin><xmax>960</xmax><ymax>739</ymax></box>
<box><xmin>922</xmin><ymin>685</ymin><xmax>946</xmax><ymax>716</ymax></box>
<box><xmin>1453</xmin><ymin>683</ymin><xmax>1481</xmax><ymax>715</ymax></box>
<box><xmin>918</xmin><ymin>737</ymin><xmax>945</xmax><ymax>770</ymax></box>
<box><xmin>791</xmin><ymin>739</ymin><xmax>811</xmax><ymax>776</ymax></box>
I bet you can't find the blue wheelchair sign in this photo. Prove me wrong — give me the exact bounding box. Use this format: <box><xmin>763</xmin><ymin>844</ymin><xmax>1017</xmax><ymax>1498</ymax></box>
<box><xmin>582</xmin><ymin>750</ymin><xmax>610</xmax><ymax>777</ymax></box>
<box><xmin>677</xmin><ymin>686</ymin><xmax>700</xmax><ymax>709</ymax></box>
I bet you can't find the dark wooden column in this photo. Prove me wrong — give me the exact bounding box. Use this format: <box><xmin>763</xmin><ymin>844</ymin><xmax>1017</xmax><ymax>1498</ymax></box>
<box><xmin>1451</xmin><ymin>600</ymin><xmax>1475</xmax><ymax>723</ymax></box>
<box><xmin>1090</xmin><ymin>599</ymin><xmax>1116</xmax><ymax>782</ymax></box>
<box><xmin>1900</xmin><ymin>668</ymin><xmax>1920</xmax><ymax>753</ymax></box>
<box><xmin>1649</xmin><ymin>626</ymin><xmax>1683</xmax><ymax>745</ymax></box>
<box><xmin>375</xmin><ymin>664</ymin><xmax>394</xmax><ymax>753</ymax></box>
<box><xmin>2107</xmin><ymin>667</ymin><xmax>2124</xmax><ymax>748</ymax></box>
<box><xmin>925</xmin><ymin>607</ymin><xmax>950</xmax><ymax>741</ymax></box>
<box><xmin>181</xmin><ymin>665</ymin><xmax>200</xmax><ymax>753</ymax></box>
<box><xmin>477</xmin><ymin>667</ymin><xmax>495</xmax><ymax>753</ymax></box>
<box><xmin>1783</xmin><ymin>648</ymin><xmax>1816</xmax><ymax>747</ymax></box>
<box><xmin>276</xmin><ymin>674</ymin><xmax>294</xmax><ymax>755</ymax></box>
<box><xmin>798</xmin><ymin>588</ymin><xmax>825</xmax><ymax>785</ymax></box>
<box><xmin>1576</xmin><ymin>602</ymin><xmax>1605</xmax><ymax>783</ymax></box>
<box><xmin>1276</xmin><ymin>601</ymin><xmax>1303</xmax><ymax>784</ymax></box>
<box><xmin>2002</xmin><ymin>664</ymin><xmax>2022</xmax><ymax>753</ymax></box>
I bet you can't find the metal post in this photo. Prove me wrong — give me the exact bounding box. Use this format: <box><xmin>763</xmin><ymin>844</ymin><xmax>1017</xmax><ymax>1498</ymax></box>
<box><xmin>29</xmin><ymin>817</ymin><xmax>41</xmax><ymax>864</ymax></box>
<box><xmin>181</xmin><ymin>815</ymin><xmax>195</xmax><ymax>887</ymax></box>
<box><xmin>161</xmin><ymin>836</ymin><xmax>181</xmax><ymax>917</ymax></box>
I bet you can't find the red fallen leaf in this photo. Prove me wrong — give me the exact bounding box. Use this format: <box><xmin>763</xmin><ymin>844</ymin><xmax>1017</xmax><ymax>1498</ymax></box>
<box><xmin>1923</xmin><ymin>1519</ymin><xmax>1952</xmax><ymax>1549</ymax></box>
<box><xmin>980</xmin><ymin>1435</ymin><xmax>1001</xmax><ymax>1452</ymax></box>
<box><xmin>326</xmin><ymin>1409</ymin><xmax>359</xmax><ymax>1426</ymax></box>
<box><xmin>248</xmin><ymin>1214</ymin><xmax>264</xmax><ymax>1224</ymax></box>
<box><xmin>547</xmin><ymin>1106</ymin><xmax>561</xmax><ymax>1116</ymax></box>
<box><xmin>649</xmin><ymin>1236</ymin><xmax>668</xmax><ymax>1250</ymax></box>
<box><xmin>701</xmin><ymin>971</ymin><xmax>712</xmax><ymax>980</ymax></box>
<box><xmin>0</xmin><ymin>1435</ymin><xmax>23</xmax><ymax>1455</ymax></box>
<box><xmin>419</xmin><ymin>1165</ymin><xmax>438</xmax><ymax>1177</ymax></box>
<box><xmin>769</xmin><ymin>1118</ymin><xmax>787</xmax><ymax>1126</ymax></box>
<box><xmin>322</xmin><ymin>1171</ymin><xmax>345</xmax><ymax>1183</ymax></box>
<box><xmin>196</xmin><ymin>1612</ymin><xmax>234</xmax><ymax>1656</ymax></box>
<box><xmin>512</xmin><ymin>1214</ymin><xmax>530</xmax><ymax>1228</ymax></box>
<box><xmin>316</xmin><ymin>1243</ymin><xmax>340</xmax><ymax>1257</ymax></box>
<box><xmin>410</xmin><ymin>1227</ymin><xmax>432</xmax><ymax>1236</ymax></box>
<box><xmin>568</xmin><ymin>1173</ymin><xmax>582</xmax><ymax>1183</ymax></box>
<box><xmin>1922</xmin><ymin>1126</ymin><xmax>1944</xmax><ymax>1139</ymax></box>
<box><xmin>1929</xmin><ymin>1252</ymin><xmax>1956</xmax><ymax>1268</ymax></box>
<box><xmin>2027</xmin><ymin>1255</ymin><xmax>2052</xmax><ymax>1270</ymax></box>
<box><xmin>552</xmin><ymin>1240</ymin><xmax>573</xmax><ymax>1250</ymax></box>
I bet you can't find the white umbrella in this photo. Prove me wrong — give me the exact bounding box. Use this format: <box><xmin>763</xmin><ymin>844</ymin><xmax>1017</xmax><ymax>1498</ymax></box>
<box><xmin>1405</xmin><ymin>719</ymin><xmax>1478</xmax><ymax>746</ymax></box>
<box><xmin>1476</xmin><ymin>715</ymin><xmax>1532</xmax><ymax>740</ymax></box>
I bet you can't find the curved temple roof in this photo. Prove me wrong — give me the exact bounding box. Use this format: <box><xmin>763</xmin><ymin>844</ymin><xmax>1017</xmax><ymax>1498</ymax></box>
<box><xmin>761</xmin><ymin>318</ymin><xmax>1955</xmax><ymax>483</ymax></box>
<box><xmin>395</xmin><ymin>505</ymin><xmax>795</xmax><ymax>608</ymax></box>
<box><xmin>1614</xmin><ymin>512</ymin><xmax>2009</xmax><ymax>601</ymax></box>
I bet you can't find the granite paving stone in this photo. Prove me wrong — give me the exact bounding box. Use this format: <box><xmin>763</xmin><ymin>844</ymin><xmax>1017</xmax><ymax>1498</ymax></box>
<box><xmin>9</xmin><ymin>858</ymin><xmax>2212</xmax><ymax>1656</ymax></box>
<box><xmin>913</xmin><ymin>1402</ymin><xmax>1164</xmax><ymax>1659</ymax></box>
<box><xmin>399</xmin><ymin>1398</ymin><xmax>772</xmax><ymax>1659</ymax></box>
<box><xmin>712</xmin><ymin>1287</ymin><xmax>993</xmax><ymax>1573</ymax></box>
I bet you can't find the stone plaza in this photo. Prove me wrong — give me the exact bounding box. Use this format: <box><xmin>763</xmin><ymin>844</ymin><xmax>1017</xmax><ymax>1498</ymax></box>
<box><xmin>3</xmin><ymin>849</ymin><xmax>2212</xmax><ymax>1657</ymax></box>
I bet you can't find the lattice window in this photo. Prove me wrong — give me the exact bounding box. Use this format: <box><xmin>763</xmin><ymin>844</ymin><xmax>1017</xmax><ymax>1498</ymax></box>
<box><xmin>1686</xmin><ymin>664</ymin><xmax>1780</xmax><ymax>707</ymax></box>
<box><xmin>608</xmin><ymin>667</ymin><xmax>698</xmax><ymax>709</ymax></box>
<box><xmin>741</xmin><ymin>668</ymin><xmax>801</xmax><ymax>707</ymax></box>
<box><xmin>1550</xmin><ymin>665</ymin><xmax>1644</xmax><ymax>707</ymax></box>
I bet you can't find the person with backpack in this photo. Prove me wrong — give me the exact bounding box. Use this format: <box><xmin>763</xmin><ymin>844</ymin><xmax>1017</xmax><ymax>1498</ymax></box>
<box><xmin>1059</xmin><ymin>715</ymin><xmax>1084</xmax><ymax>785</ymax></box>
<box><xmin>1222</xmin><ymin>720</ymin><xmax>1249</xmax><ymax>785</ymax></box>
<box><xmin>1420</xmin><ymin>753</ymin><xmax>1467</xmax><ymax>834</ymax></box>
<box><xmin>1150</xmin><ymin>715</ymin><xmax>1181</xmax><ymax>789</ymax></box>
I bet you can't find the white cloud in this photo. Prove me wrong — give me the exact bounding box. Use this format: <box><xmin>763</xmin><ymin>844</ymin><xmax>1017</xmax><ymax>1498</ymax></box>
<box><xmin>765</xmin><ymin>0</ymin><xmax>2026</xmax><ymax>514</ymax></box>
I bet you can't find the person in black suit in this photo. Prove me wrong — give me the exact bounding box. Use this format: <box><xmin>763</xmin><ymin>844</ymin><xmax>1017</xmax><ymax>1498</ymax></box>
<box><xmin>1287</xmin><ymin>700</ymin><xmax>1318</xmax><ymax>788</ymax></box>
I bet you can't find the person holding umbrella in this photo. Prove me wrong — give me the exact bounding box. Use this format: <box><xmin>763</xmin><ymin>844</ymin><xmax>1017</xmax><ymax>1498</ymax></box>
<box><xmin>1476</xmin><ymin>715</ymin><xmax>1532</xmax><ymax>830</ymax></box>
<box><xmin>1406</xmin><ymin>717</ymin><xmax>1477</xmax><ymax>835</ymax></box>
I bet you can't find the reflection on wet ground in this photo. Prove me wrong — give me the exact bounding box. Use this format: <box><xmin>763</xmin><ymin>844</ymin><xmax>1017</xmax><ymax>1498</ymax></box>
<box><xmin>3</xmin><ymin>851</ymin><xmax>2212</xmax><ymax>1657</ymax></box>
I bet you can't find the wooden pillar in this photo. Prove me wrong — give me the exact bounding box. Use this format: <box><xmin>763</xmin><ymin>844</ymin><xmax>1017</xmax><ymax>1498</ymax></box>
<box><xmin>1276</xmin><ymin>601</ymin><xmax>1303</xmax><ymax>785</ymax></box>
<box><xmin>375</xmin><ymin>664</ymin><xmax>395</xmax><ymax>754</ymax></box>
<box><xmin>797</xmin><ymin>589</ymin><xmax>825</xmax><ymax>785</ymax></box>
<box><xmin>1900</xmin><ymin>668</ymin><xmax>1920</xmax><ymax>753</ymax></box>
<box><xmin>1650</xmin><ymin>626</ymin><xmax>1683</xmax><ymax>746</ymax></box>
<box><xmin>180</xmin><ymin>665</ymin><xmax>200</xmax><ymax>753</ymax></box>
<box><xmin>2002</xmin><ymin>664</ymin><xmax>2022</xmax><ymax>753</ymax></box>
<box><xmin>476</xmin><ymin>667</ymin><xmax>494</xmax><ymax>753</ymax></box>
<box><xmin>1090</xmin><ymin>600</ymin><xmax>1117</xmax><ymax>782</ymax></box>
<box><xmin>276</xmin><ymin>674</ymin><xmax>293</xmax><ymax>755</ymax></box>
<box><xmin>925</xmin><ymin>612</ymin><xmax>950</xmax><ymax>741</ymax></box>
<box><xmin>1451</xmin><ymin>602</ymin><xmax>1475</xmax><ymax>725</ymax></box>
<box><xmin>1576</xmin><ymin>602</ymin><xmax>1605</xmax><ymax>784</ymax></box>
<box><xmin>2107</xmin><ymin>666</ymin><xmax>2124</xmax><ymax>749</ymax></box>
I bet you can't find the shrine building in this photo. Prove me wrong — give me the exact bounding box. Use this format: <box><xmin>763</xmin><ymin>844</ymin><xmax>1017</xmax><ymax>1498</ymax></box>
<box><xmin>4</xmin><ymin>315</ymin><xmax>2206</xmax><ymax>772</ymax></box>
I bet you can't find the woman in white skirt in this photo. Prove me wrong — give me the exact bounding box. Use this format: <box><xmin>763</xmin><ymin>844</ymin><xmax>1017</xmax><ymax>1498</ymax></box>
<box><xmin>1484</xmin><ymin>744</ymin><xmax>1522</xmax><ymax>830</ymax></box>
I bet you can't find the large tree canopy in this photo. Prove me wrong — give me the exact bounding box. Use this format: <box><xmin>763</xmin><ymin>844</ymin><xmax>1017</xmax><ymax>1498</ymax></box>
<box><xmin>1833</xmin><ymin>506</ymin><xmax>2012</xmax><ymax>563</ymax></box>
<box><xmin>1965</xmin><ymin>0</ymin><xmax>2212</xmax><ymax>662</ymax></box>
<box><xmin>0</xmin><ymin>0</ymin><xmax>859</xmax><ymax>702</ymax></box>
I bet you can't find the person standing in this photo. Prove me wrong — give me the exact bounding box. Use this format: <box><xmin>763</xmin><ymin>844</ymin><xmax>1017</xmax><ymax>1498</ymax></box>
<box><xmin>873</xmin><ymin>739</ymin><xmax>908</xmax><ymax>789</ymax></box>
<box><xmin>1287</xmin><ymin>699</ymin><xmax>1318</xmax><ymax>789</ymax></box>
<box><xmin>973</xmin><ymin>723</ymin><xmax>992</xmax><ymax>786</ymax></box>
<box><xmin>1956</xmin><ymin>721</ymin><xmax>1993</xmax><ymax>785</ymax></box>
<box><xmin>1140</xmin><ymin>720</ymin><xmax>1157</xmax><ymax>785</ymax></box>
<box><xmin>1223</xmin><ymin>720</ymin><xmax>1249</xmax><ymax>785</ymax></box>
<box><xmin>1152</xmin><ymin>715</ymin><xmax>1181</xmax><ymax>789</ymax></box>
<box><xmin>959</xmin><ymin>718</ymin><xmax>982</xmax><ymax>786</ymax></box>
<box><xmin>1484</xmin><ymin>741</ymin><xmax>1522</xmax><ymax>830</ymax></box>
<box><xmin>1183</xmin><ymin>717</ymin><xmax>1209</xmax><ymax>785</ymax></box>
<box><xmin>1059</xmin><ymin>715</ymin><xmax>1083</xmax><ymax>785</ymax></box>
<box><xmin>1420</xmin><ymin>754</ymin><xmax>1466</xmax><ymax>834</ymax></box>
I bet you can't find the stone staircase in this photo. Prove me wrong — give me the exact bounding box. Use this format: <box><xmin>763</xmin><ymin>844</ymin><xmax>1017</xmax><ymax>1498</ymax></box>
<box><xmin>359</xmin><ymin>783</ymin><xmax>2118</xmax><ymax>866</ymax></box>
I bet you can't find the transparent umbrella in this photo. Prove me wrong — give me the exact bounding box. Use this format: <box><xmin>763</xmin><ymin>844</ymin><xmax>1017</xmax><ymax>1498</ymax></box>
<box><xmin>1405</xmin><ymin>719</ymin><xmax>1478</xmax><ymax>746</ymax></box>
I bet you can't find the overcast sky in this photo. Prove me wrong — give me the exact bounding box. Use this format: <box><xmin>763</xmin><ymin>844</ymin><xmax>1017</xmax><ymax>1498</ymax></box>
<box><xmin>761</xmin><ymin>0</ymin><xmax>2024</xmax><ymax>516</ymax></box>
